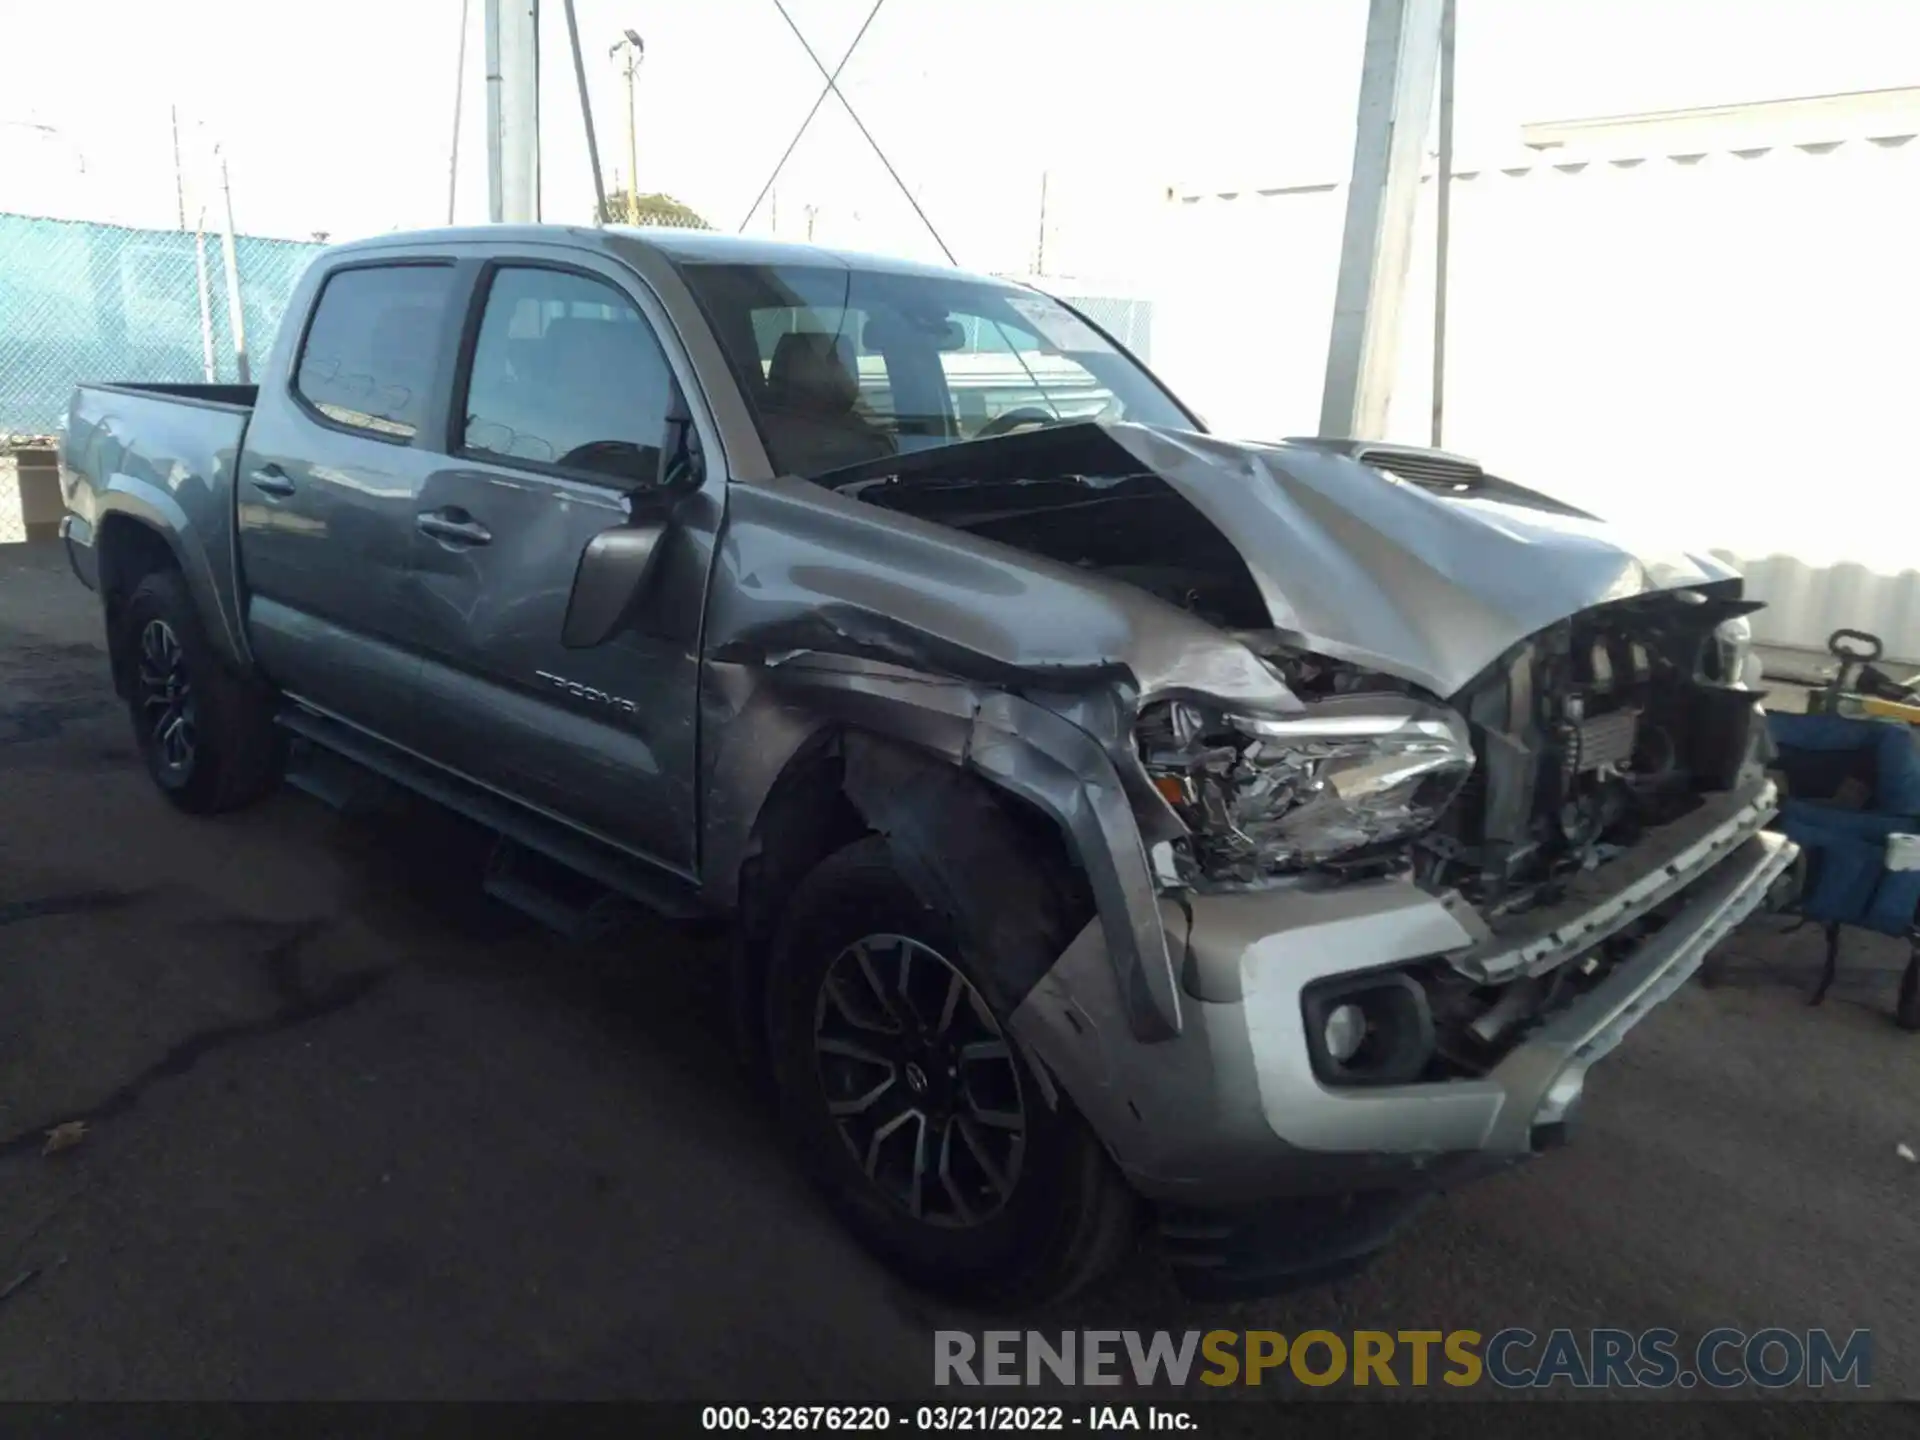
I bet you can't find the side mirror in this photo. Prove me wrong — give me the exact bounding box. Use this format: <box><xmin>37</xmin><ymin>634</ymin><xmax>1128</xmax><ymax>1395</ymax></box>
<box><xmin>565</xmin><ymin>393</ymin><xmax>702</xmax><ymax>648</ymax></box>
<box><xmin>561</xmin><ymin>516</ymin><xmax>670</xmax><ymax>649</ymax></box>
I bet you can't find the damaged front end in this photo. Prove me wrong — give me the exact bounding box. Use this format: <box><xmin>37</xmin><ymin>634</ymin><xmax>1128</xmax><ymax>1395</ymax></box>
<box><xmin>720</xmin><ymin>419</ymin><xmax>1791</xmax><ymax>1161</ymax></box>
<box><xmin>1136</xmin><ymin>591</ymin><xmax>1768</xmax><ymax>906</ymax></box>
<box><xmin>1133</xmin><ymin>588</ymin><xmax>1783</xmax><ymax>1086</ymax></box>
<box><xmin>1135</xmin><ymin>692</ymin><xmax>1475</xmax><ymax>888</ymax></box>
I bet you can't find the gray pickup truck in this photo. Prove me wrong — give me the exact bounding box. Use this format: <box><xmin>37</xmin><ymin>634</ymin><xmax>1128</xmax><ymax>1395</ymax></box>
<box><xmin>59</xmin><ymin>225</ymin><xmax>1797</xmax><ymax>1304</ymax></box>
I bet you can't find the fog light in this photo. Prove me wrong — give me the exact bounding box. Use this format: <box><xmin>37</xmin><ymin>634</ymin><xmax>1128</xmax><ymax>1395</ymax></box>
<box><xmin>1323</xmin><ymin>1003</ymin><xmax>1368</xmax><ymax>1063</ymax></box>
<box><xmin>1301</xmin><ymin>971</ymin><xmax>1436</xmax><ymax>1087</ymax></box>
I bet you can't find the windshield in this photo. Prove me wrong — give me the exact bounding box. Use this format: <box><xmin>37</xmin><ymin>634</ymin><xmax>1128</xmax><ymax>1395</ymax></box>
<box><xmin>676</xmin><ymin>261</ymin><xmax>1194</xmax><ymax>479</ymax></box>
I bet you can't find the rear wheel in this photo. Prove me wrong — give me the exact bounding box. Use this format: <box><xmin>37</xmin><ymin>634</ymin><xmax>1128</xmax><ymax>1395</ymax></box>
<box><xmin>120</xmin><ymin>569</ymin><xmax>282</xmax><ymax>814</ymax></box>
<box><xmin>768</xmin><ymin>834</ymin><xmax>1136</xmax><ymax>1307</ymax></box>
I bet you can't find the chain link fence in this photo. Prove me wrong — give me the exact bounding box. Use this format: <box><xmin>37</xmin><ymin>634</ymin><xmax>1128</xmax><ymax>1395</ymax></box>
<box><xmin>0</xmin><ymin>213</ymin><xmax>323</xmax><ymax>441</ymax></box>
<box><xmin>1043</xmin><ymin>291</ymin><xmax>1153</xmax><ymax>362</ymax></box>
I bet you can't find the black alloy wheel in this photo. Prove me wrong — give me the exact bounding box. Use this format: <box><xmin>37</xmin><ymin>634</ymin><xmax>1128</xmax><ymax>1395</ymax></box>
<box><xmin>812</xmin><ymin>932</ymin><xmax>1027</xmax><ymax>1227</ymax></box>
<box><xmin>135</xmin><ymin>617</ymin><xmax>197</xmax><ymax>780</ymax></box>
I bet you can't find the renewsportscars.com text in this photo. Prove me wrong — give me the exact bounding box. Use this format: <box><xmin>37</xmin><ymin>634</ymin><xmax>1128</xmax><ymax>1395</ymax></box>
<box><xmin>934</xmin><ymin>1328</ymin><xmax>1872</xmax><ymax>1391</ymax></box>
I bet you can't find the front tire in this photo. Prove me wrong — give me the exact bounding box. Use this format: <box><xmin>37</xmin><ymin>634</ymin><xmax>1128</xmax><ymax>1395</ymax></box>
<box><xmin>119</xmin><ymin>569</ymin><xmax>282</xmax><ymax>814</ymax></box>
<box><xmin>767</xmin><ymin>834</ymin><xmax>1136</xmax><ymax>1307</ymax></box>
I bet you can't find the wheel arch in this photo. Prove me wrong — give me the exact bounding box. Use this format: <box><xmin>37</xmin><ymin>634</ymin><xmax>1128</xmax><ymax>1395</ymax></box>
<box><xmin>712</xmin><ymin>655</ymin><xmax>1166</xmax><ymax>1072</ymax></box>
<box><xmin>95</xmin><ymin>512</ymin><xmax>187</xmax><ymax>698</ymax></box>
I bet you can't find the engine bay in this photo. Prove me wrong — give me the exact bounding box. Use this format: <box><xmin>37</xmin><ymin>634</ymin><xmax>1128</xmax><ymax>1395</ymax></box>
<box><xmin>1411</xmin><ymin>591</ymin><xmax>1767</xmax><ymax>919</ymax></box>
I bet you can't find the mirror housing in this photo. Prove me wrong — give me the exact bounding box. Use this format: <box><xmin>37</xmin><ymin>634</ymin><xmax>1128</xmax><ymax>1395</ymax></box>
<box><xmin>561</xmin><ymin>518</ymin><xmax>670</xmax><ymax>649</ymax></box>
<box><xmin>564</xmin><ymin>388</ymin><xmax>702</xmax><ymax>649</ymax></box>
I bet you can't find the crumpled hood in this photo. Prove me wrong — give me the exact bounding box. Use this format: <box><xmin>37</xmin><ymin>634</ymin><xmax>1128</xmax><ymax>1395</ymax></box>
<box><xmin>1105</xmin><ymin>423</ymin><xmax>1740</xmax><ymax>698</ymax></box>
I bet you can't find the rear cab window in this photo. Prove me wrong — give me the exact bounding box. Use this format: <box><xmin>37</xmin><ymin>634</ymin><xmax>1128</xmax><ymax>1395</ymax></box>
<box><xmin>293</xmin><ymin>264</ymin><xmax>457</xmax><ymax>440</ymax></box>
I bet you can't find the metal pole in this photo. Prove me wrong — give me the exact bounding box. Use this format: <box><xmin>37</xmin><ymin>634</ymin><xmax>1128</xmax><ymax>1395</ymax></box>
<box><xmin>1319</xmin><ymin>0</ymin><xmax>1444</xmax><ymax>440</ymax></box>
<box><xmin>561</xmin><ymin>0</ymin><xmax>608</xmax><ymax>223</ymax></box>
<box><xmin>484</xmin><ymin>0</ymin><xmax>539</xmax><ymax>222</ymax></box>
<box><xmin>217</xmin><ymin>157</ymin><xmax>249</xmax><ymax>384</ymax></box>
<box><xmin>170</xmin><ymin>107</ymin><xmax>187</xmax><ymax>230</ymax></box>
<box><xmin>624</xmin><ymin>49</ymin><xmax>640</xmax><ymax>222</ymax></box>
<box><xmin>194</xmin><ymin>216</ymin><xmax>217</xmax><ymax>382</ymax></box>
<box><xmin>1431</xmin><ymin>0</ymin><xmax>1455</xmax><ymax>447</ymax></box>
<box><xmin>1035</xmin><ymin>170</ymin><xmax>1049</xmax><ymax>274</ymax></box>
<box><xmin>448</xmin><ymin>0</ymin><xmax>471</xmax><ymax>224</ymax></box>
<box><xmin>484</xmin><ymin>0</ymin><xmax>504</xmax><ymax>222</ymax></box>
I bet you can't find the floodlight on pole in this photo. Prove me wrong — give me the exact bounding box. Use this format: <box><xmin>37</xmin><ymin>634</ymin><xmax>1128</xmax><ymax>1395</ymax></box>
<box><xmin>611</xmin><ymin>29</ymin><xmax>645</xmax><ymax>223</ymax></box>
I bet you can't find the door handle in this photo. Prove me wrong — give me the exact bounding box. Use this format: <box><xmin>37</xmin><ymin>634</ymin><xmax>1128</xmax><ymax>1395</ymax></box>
<box><xmin>416</xmin><ymin>510</ymin><xmax>493</xmax><ymax>546</ymax></box>
<box><xmin>249</xmin><ymin>467</ymin><xmax>296</xmax><ymax>498</ymax></box>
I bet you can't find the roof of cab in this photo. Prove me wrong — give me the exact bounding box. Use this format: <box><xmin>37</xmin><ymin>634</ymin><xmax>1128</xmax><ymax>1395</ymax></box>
<box><xmin>321</xmin><ymin>223</ymin><xmax>1012</xmax><ymax>288</ymax></box>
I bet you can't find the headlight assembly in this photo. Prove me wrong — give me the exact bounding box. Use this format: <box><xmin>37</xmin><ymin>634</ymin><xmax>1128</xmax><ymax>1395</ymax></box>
<box><xmin>1137</xmin><ymin>694</ymin><xmax>1475</xmax><ymax>887</ymax></box>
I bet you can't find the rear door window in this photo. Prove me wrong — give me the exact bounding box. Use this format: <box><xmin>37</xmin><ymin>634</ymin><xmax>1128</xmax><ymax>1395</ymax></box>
<box><xmin>294</xmin><ymin>264</ymin><xmax>456</xmax><ymax>440</ymax></box>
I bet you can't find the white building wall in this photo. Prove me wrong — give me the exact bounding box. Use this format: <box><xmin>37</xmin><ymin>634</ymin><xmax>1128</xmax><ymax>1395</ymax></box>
<box><xmin>1160</xmin><ymin>131</ymin><xmax>1920</xmax><ymax>662</ymax></box>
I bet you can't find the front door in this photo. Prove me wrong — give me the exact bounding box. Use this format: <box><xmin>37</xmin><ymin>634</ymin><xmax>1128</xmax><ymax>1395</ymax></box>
<box><xmin>393</xmin><ymin>254</ymin><xmax>720</xmax><ymax>876</ymax></box>
<box><xmin>236</xmin><ymin>258</ymin><xmax>464</xmax><ymax>746</ymax></box>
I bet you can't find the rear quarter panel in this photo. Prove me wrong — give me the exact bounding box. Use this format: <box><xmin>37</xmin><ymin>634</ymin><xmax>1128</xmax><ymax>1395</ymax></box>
<box><xmin>63</xmin><ymin>384</ymin><xmax>253</xmax><ymax>669</ymax></box>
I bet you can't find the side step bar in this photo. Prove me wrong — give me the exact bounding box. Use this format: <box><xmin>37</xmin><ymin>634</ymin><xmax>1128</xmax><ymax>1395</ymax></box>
<box><xmin>482</xmin><ymin>838</ymin><xmax>636</xmax><ymax>942</ymax></box>
<box><xmin>275</xmin><ymin>705</ymin><xmax>707</xmax><ymax>924</ymax></box>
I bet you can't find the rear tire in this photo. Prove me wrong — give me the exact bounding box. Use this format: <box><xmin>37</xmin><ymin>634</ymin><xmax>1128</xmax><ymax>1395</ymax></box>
<box><xmin>767</xmin><ymin>834</ymin><xmax>1136</xmax><ymax>1308</ymax></box>
<box><xmin>120</xmin><ymin>568</ymin><xmax>282</xmax><ymax>814</ymax></box>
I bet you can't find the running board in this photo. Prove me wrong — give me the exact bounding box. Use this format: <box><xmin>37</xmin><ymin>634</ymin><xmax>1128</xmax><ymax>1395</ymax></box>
<box><xmin>274</xmin><ymin>706</ymin><xmax>707</xmax><ymax>922</ymax></box>
<box><xmin>284</xmin><ymin>737</ymin><xmax>396</xmax><ymax>814</ymax></box>
<box><xmin>483</xmin><ymin>838</ymin><xmax>636</xmax><ymax>941</ymax></box>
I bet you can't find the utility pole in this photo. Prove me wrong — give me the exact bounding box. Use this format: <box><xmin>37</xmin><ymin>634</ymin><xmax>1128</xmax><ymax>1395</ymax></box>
<box><xmin>1319</xmin><ymin>0</ymin><xmax>1444</xmax><ymax>441</ymax></box>
<box><xmin>561</xmin><ymin>0</ymin><xmax>608</xmax><ymax>223</ymax></box>
<box><xmin>170</xmin><ymin>107</ymin><xmax>187</xmax><ymax>230</ymax></box>
<box><xmin>217</xmin><ymin>154</ymin><xmax>249</xmax><ymax>384</ymax></box>
<box><xmin>448</xmin><ymin>0</ymin><xmax>470</xmax><ymax>224</ymax></box>
<box><xmin>1431</xmin><ymin>0</ymin><xmax>1457</xmax><ymax>447</ymax></box>
<box><xmin>611</xmin><ymin>30</ymin><xmax>644</xmax><ymax>223</ymax></box>
<box><xmin>194</xmin><ymin>210</ymin><xmax>216</xmax><ymax>382</ymax></box>
<box><xmin>1035</xmin><ymin>170</ymin><xmax>1050</xmax><ymax>275</ymax></box>
<box><xmin>484</xmin><ymin>0</ymin><xmax>540</xmax><ymax>223</ymax></box>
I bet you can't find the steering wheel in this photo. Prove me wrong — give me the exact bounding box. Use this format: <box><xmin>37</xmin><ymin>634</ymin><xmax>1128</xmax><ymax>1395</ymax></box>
<box><xmin>973</xmin><ymin>407</ymin><xmax>1059</xmax><ymax>440</ymax></box>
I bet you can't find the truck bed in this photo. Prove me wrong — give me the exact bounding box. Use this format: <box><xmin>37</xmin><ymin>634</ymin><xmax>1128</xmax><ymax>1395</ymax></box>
<box><xmin>86</xmin><ymin>381</ymin><xmax>258</xmax><ymax>411</ymax></box>
<box><xmin>62</xmin><ymin>380</ymin><xmax>258</xmax><ymax>668</ymax></box>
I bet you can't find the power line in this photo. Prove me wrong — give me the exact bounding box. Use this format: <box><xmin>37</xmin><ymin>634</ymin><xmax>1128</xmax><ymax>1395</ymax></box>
<box><xmin>737</xmin><ymin>0</ymin><xmax>886</xmax><ymax>233</ymax></box>
<box><xmin>751</xmin><ymin>0</ymin><xmax>959</xmax><ymax>266</ymax></box>
<box><xmin>768</xmin><ymin>0</ymin><xmax>955</xmax><ymax>264</ymax></box>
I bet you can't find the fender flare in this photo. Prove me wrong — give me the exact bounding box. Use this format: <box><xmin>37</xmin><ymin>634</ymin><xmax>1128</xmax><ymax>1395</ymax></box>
<box><xmin>708</xmin><ymin>652</ymin><xmax>1182</xmax><ymax>1042</ymax></box>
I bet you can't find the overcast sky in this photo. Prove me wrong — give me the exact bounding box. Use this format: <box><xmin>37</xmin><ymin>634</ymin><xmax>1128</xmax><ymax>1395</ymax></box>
<box><xmin>6</xmin><ymin>0</ymin><xmax>1920</xmax><ymax>270</ymax></box>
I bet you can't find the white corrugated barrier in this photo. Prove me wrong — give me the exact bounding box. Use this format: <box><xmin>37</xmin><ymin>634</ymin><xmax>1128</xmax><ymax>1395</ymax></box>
<box><xmin>1160</xmin><ymin>125</ymin><xmax>1920</xmax><ymax>663</ymax></box>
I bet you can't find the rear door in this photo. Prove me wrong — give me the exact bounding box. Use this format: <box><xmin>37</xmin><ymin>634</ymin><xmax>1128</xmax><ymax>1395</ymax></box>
<box><xmin>236</xmin><ymin>257</ymin><xmax>462</xmax><ymax>744</ymax></box>
<box><xmin>392</xmin><ymin>248</ymin><xmax>723</xmax><ymax>875</ymax></box>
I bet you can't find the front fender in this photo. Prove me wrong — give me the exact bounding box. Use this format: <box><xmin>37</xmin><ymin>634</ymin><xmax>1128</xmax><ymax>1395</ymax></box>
<box><xmin>700</xmin><ymin>652</ymin><xmax>1182</xmax><ymax>1042</ymax></box>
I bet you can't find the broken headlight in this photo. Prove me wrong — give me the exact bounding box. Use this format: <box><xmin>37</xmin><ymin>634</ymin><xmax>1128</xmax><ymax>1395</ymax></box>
<box><xmin>1138</xmin><ymin>694</ymin><xmax>1475</xmax><ymax>885</ymax></box>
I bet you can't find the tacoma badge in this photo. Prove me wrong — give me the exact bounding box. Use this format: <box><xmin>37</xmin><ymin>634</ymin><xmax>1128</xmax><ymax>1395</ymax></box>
<box><xmin>534</xmin><ymin>670</ymin><xmax>638</xmax><ymax>716</ymax></box>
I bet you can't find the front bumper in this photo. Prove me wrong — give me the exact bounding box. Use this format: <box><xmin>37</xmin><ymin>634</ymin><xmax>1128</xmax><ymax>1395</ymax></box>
<box><xmin>1010</xmin><ymin>783</ymin><xmax>1797</xmax><ymax>1213</ymax></box>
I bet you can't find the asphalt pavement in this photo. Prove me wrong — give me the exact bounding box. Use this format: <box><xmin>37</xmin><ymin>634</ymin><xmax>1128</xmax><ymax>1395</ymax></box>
<box><xmin>2</xmin><ymin>539</ymin><xmax>1917</xmax><ymax>1402</ymax></box>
